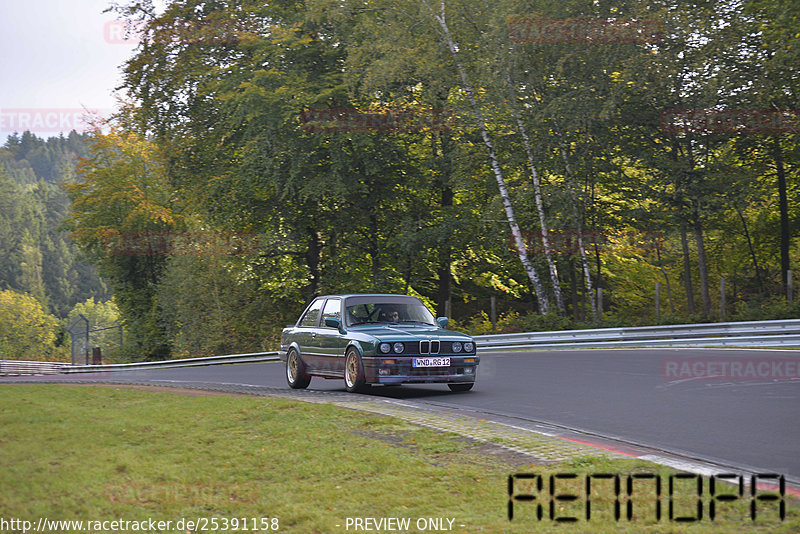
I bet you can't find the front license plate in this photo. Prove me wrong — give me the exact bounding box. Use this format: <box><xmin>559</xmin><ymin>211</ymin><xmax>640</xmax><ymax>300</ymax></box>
<box><xmin>413</xmin><ymin>357</ymin><xmax>450</xmax><ymax>368</ymax></box>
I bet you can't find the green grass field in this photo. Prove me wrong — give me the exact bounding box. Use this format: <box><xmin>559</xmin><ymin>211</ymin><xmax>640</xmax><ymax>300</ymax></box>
<box><xmin>0</xmin><ymin>384</ymin><xmax>796</xmax><ymax>533</ymax></box>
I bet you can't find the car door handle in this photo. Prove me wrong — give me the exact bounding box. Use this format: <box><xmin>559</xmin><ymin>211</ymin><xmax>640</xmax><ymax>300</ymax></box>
<box><xmin>311</xmin><ymin>333</ymin><xmax>317</xmax><ymax>338</ymax></box>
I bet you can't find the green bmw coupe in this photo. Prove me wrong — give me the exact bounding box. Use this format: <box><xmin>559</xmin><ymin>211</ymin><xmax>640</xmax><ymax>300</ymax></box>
<box><xmin>279</xmin><ymin>294</ymin><xmax>479</xmax><ymax>393</ymax></box>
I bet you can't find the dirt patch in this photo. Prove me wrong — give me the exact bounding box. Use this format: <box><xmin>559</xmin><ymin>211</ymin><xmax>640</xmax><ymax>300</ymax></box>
<box><xmin>468</xmin><ymin>440</ymin><xmax>548</xmax><ymax>468</ymax></box>
<box><xmin>357</xmin><ymin>427</ymin><xmax>546</xmax><ymax>469</ymax></box>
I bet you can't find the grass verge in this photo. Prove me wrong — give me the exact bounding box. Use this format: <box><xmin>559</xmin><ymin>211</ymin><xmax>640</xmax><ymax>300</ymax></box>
<box><xmin>0</xmin><ymin>384</ymin><xmax>797</xmax><ymax>533</ymax></box>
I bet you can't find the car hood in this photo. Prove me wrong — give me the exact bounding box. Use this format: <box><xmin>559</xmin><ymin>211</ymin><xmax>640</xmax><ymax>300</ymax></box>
<box><xmin>348</xmin><ymin>324</ymin><xmax>472</xmax><ymax>341</ymax></box>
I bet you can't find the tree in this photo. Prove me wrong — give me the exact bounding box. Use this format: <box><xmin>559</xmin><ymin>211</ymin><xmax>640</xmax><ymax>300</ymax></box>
<box><xmin>1</xmin><ymin>132</ymin><xmax>108</xmax><ymax>317</ymax></box>
<box><xmin>0</xmin><ymin>289</ymin><xmax>67</xmax><ymax>361</ymax></box>
<box><xmin>0</xmin><ymin>171</ymin><xmax>36</xmax><ymax>293</ymax></box>
<box><xmin>81</xmin><ymin>0</ymin><xmax>797</xmax><ymax>337</ymax></box>
<box><xmin>65</xmin><ymin>127</ymin><xmax>177</xmax><ymax>360</ymax></box>
<box><xmin>743</xmin><ymin>0</ymin><xmax>800</xmax><ymax>295</ymax></box>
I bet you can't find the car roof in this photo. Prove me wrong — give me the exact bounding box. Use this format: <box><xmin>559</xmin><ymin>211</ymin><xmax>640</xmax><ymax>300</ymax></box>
<box><xmin>312</xmin><ymin>294</ymin><xmax>420</xmax><ymax>299</ymax></box>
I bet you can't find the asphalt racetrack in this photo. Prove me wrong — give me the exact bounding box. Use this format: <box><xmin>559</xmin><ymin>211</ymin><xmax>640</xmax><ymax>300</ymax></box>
<box><xmin>4</xmin><ymin>348</ymin><xmax>799</xmax><ymax>485</ymax></box>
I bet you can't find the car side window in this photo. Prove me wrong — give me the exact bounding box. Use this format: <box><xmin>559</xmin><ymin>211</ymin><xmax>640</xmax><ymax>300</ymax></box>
<box><xmin>299</xmin><ymin>299</ymin><xmax>324</xmax><ymax>327</ymax></box>
<box><xmin>321</xmin><ymin>298</ymin><xmax>341</xmax><ymax>327</ymax></box>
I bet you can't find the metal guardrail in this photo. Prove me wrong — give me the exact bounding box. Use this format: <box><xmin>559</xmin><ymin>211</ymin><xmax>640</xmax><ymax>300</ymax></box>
<box><xmin>2</xmin><ymin>352</ymin><xmax>279</xmax><ymax>376</ymax></box>
<box><xmin>62</xmin><ymin>351</ymin><xmax>280</xmax><ymax>373</ymax></box>
<box><xmin>4</xmin><ymin>319</ymin><xmax>799</xmax><ymax>376</ymax></box>
<box><xmin>0</xmin><ymin>360</ymin><xmax>71</xmax><ymax>376</ymax></box>
<box><xmin>474</xmin><ymin>319</ymin><xmax>800</xmax><ymax>351</ymax></box>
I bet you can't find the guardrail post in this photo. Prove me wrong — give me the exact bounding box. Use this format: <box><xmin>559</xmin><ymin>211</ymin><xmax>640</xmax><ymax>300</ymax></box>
<box><xmin>720</xmin><ymin>277</ymin><xmax>726</xmax><ymax>321</ymax></box>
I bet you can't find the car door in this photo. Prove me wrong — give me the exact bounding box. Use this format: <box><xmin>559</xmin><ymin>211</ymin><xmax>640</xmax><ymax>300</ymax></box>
<box><xmin>317</xmin><ymin>297</ymin><xmax>348</xmax><ymax>375</ymax></box>
<box><xmin>295</xmin><ymin>298</ymin><xmax>324</xmax><ymax>371</ymax></box>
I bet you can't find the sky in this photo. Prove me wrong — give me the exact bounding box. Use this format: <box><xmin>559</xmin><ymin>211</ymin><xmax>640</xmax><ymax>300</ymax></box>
<box><xmin>0</xmin><ymin>0</ymin><xmax>166</xmax><ymax>139</ymax></box>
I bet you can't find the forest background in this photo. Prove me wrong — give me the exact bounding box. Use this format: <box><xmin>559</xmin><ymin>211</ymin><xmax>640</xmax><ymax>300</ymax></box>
<box><xmin>1</xmin><ymin>0</ymin><xmax>798</xmax><ymax>362</ymax></box>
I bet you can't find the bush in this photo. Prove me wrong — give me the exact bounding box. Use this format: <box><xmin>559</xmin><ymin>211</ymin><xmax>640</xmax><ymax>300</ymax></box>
<box><xmin>731</xmin><ymin>297</ymin><xmax>800</xmax><ymax>322</ymax></box>
<box><xmin>452</xmin><ymin>296</ymin><xmax>800</xmax><ymax>336</ymax></box>
<box><xmin>451</xmin><ymin>310</ymin><xmax>576</xmax><ymax>335</ymax></box>
<box><xmin>0</xmin><ymin>289</ymin><xmax>67</xmax><ymax>361</ymax></box>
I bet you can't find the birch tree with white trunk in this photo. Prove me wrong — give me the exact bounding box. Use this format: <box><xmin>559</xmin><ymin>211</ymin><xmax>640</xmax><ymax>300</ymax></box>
<box><xmin>420</xmin><ymin>0</ymin><xmax>550</xmax><ymax>313</ymax></box>
<box><xmin>504</xmin><ymin>67</ymin><xmax>565</xmax><ymax>313</ymax></box>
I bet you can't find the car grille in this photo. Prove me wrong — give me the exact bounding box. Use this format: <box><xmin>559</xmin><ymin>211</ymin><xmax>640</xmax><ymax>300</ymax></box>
<box><xmin>419</xmin><ymin>340</ymin><xmax>440</xmax><ymax>354</ymax></box>
<box><xmin>391</xmin><ymin>341</ymin><xmax>475</xmax><ymax>355</ymax></box>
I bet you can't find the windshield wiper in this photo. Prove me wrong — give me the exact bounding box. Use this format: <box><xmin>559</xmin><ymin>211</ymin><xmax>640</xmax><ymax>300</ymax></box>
<box><xmin>398</xmin><ymin>320</ymin><xmax>433</xmax><ymax>325</ymax></box>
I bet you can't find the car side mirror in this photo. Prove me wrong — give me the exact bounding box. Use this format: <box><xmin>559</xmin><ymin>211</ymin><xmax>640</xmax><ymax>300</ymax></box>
<box><xmin>325</xmin><ymin>317</ymin><xmax>346</xmax><ymax>333</ymax></box>
<box><xmin>437</xmin><ymin>317</ymin><xmax>449</xmax><ymax>328</ymax></box>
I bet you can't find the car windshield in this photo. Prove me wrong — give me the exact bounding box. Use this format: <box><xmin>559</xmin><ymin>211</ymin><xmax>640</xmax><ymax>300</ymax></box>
<box><xmin>345</xmin><ymin>296</ymin><xmax>436</xmax><ymax>326</ymax></box>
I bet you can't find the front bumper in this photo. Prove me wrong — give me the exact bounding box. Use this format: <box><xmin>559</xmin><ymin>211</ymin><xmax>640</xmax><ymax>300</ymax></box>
<box><xmin>362</xmin><ymin>355</ymin><xmax>479</xmax><ymax>385</ymax></box>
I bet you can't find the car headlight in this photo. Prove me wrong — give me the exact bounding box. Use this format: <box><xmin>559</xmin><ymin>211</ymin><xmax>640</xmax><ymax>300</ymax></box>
<box><xmin>452</xmin><ymin>341</ymin><xmax>462</xmax><ymax>353</ymax></box>
<box><xmin>379</xmin><ymin>343</ymin><xmax>391</xmax><ymax>354</ymax></box>
<box><xmin>393</xmin><ymin>342</ymin><xmax>404</xmax><ymax>354</ymax></box>
<box><xmin>464</xmin><ymin>342</ymin><xmax>474</xmax><ymax>352</ymax></box>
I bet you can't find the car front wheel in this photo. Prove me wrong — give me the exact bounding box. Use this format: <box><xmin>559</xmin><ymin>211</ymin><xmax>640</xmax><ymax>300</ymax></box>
<box><xmin>286</xmin><ymin>349</ymin><xmax>311</xmax><ymax>389</ymax></box>
<box><xmin>344</xmin><ymin>348</ymin><xmax>368</xmax><ymax>393</ymax></box>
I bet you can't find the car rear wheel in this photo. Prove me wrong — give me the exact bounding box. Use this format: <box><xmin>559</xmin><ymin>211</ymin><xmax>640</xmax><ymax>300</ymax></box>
<box><xmin>447</xmin><ymin>383</ymin><xmax>474</xmax><ymax>392</ymax></box>
<box><xmin>286</xmin><ymin>349</ymin><xmax>311</xmax><ymax>389</ymax></box>
<box><xmin>344</xmin><ymin>348</ymin><xmax>368</xmax><ymax>393</ymax></box>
